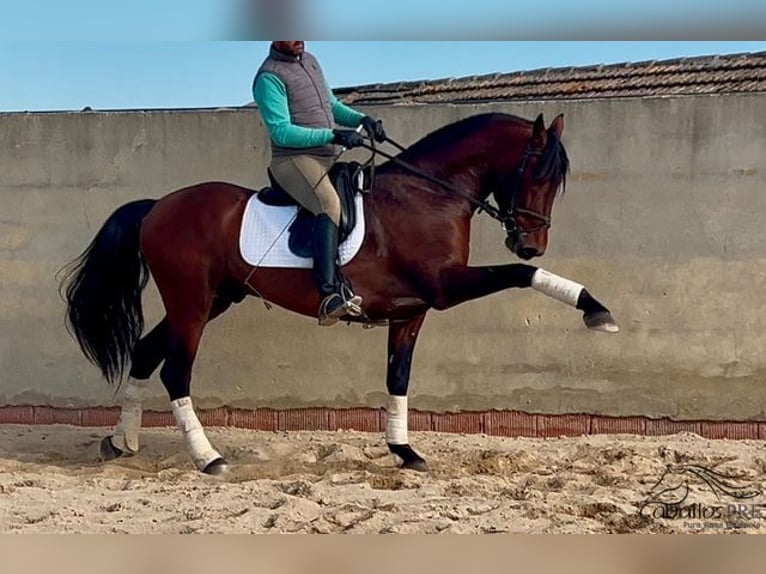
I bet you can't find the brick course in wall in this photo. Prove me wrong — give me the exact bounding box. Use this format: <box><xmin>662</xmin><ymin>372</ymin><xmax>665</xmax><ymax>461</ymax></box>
<box><xmin>1</xmin><ymin>405</ymin><xmax>763</xmax><ymax>440</ymax></box>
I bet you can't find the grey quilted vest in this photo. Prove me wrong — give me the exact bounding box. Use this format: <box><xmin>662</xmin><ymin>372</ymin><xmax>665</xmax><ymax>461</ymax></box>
<box><xmin>255</xmin><ymin>46</ymin><xmax>336</xmax><ymax>159</ymax></box>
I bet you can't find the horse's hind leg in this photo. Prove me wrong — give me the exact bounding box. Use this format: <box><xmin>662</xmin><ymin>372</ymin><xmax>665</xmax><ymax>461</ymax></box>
<box><xmin>99</xmin><ymin>319</ymin><xmax>169</xmax><ymax>461</ymax></box>
<box><xmin>156</xmin><ymin>278</ymin><xmax>244</xmax><ymax>475</ymax></box>
<box><xmin>161</xmin><ymin>320</ymin><xmax>228</xmax><ymax>474</ymax></box>
<box><xmin>100</xmin><ymin>283</ymin><xmax>245</xmax><ymax>466</ymax></box>
<box><xmin>385</xmin><ymin>312</ymin><xmax>429</xmax><ymax>472</ymax></box>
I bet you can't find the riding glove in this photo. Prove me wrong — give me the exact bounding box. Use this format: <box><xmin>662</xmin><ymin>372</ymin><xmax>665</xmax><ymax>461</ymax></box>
<box><xmin>361</xmin><ymin>116</ymin><xmax>387</xmax><ymax>143</ymax></box>
<box><xmin>332</xmin><ymin>129</ymin><xmax>366</xmax><ymax>149</ymax></box>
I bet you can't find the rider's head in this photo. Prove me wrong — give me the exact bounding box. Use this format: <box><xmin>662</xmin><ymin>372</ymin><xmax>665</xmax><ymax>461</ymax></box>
<box><xmin>273</xmin><ymin>41</ymin><xmax>305</xmax><ymax>56</ymax></box>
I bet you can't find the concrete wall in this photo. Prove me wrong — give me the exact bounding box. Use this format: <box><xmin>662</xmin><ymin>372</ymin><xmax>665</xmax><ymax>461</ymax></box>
<box><xmin>2</xmin><ymin>93</ymin><xmax>766</xmax><ymax>421</ymax></box>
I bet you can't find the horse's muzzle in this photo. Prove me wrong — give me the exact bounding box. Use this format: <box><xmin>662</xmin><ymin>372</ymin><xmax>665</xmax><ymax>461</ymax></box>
<box><xmin>505</xmin><ymin>234</ymin><xmax>542</xmax><ymax>260</ymax></box>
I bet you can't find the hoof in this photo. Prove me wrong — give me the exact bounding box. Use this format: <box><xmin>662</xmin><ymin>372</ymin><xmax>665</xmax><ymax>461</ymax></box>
<box><xmin>401</xmin><ymin>458</ymin><xmax>429</xmax><ymax>473</ymax></box>
<box><xmin>388</xmin><ymin>443</ymin><xmax>429</xmax><ymax>473</ymax></box>
<box><xmin>584</xmin><ymin>311</ymin><xmax>619</xmax><ymax>333</ymax></box>
<box><xmin>202</xmin><ymin>458</ymin><xmax>229</xmax><ymax>476</ymax></box>
<box><xmin>99</xmin><ymin>436</ymin><xmax>124</xmax><ymax>462</ymax></box>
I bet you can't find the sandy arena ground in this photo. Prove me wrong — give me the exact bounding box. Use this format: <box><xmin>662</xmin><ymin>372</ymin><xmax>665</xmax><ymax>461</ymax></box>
<box><xmin>1</xmin><ymin>424</ymin><xmax>765</xmax><ymax>534</ymax></box>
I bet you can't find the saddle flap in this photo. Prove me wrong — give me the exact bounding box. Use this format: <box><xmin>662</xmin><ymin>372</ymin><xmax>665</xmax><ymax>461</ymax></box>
<box><xmin>287</xmin><ymin>211</ymin><xmax>315</xmax><ymax>258</ymax></box>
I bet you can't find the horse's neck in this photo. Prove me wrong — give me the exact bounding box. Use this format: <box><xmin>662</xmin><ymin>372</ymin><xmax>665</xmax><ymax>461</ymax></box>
<box><xmin>395</xmin><ymin>134</ymin><xmax>496</xmax><ymax>203</ymax></box>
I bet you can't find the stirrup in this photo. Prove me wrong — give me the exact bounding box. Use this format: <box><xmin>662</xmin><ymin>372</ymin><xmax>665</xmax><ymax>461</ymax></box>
<box><xmin>339</xmin><ymin>284</ymin><xmax>363</xmax><ymax>317</ymax></box>
<box><xmin>318</xmin><ymin>293</ymin><xmax>363</xmax><ymax>326</ymax></box>
<box><xmin>344</xmin><ymin>294</ymin><xmax>363</xmax><ymax>317</ymax></box>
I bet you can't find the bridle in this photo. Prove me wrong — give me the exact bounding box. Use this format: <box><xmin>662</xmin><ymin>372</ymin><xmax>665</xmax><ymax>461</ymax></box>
<box><xmin>357</xmin><ymin>136</ymin><xmax>553</xmax><ymax>243</ymax></box>
<box><xmin>496</xmin><ymin>145</ymin><xmax>551</xmax><ymax>240</ymax></box>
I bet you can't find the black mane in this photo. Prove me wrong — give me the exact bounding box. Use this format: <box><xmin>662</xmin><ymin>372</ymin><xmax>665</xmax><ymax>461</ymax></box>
<box><xmin>391</xmin><ymin>112</ymin><xmax>569</xmax><ymax>186</ymax></box>
<box><xmin>537</xmin><ymin>131</ymin><xmax>570</xmax><ymax>196</ymax></box>
<box><xmin>395</xmin><ymin>112</ymin><xmax>530</xmax><ymax>162</ymax></box>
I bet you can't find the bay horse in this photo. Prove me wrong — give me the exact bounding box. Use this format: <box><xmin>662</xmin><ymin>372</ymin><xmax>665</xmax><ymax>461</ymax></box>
<box><xmin>59</xmin><ymin>112</ymin><xmax>618</xmax><ymax>475</ymax></box>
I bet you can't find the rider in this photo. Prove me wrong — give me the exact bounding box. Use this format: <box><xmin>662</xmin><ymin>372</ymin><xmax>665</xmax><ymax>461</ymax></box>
<box><xmin>252</xmin><ymin>41</ymin><xmax>387</xmax><ymax>326</ymax></box>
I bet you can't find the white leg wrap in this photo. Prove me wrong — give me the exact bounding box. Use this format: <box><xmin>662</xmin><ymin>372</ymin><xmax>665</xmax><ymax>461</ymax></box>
<box><xmin>111</xmin><ymin>379</ymin><xmax>149</xmax><ymax>454</ymax></box>
<box><xmin>171</xmin><ymin>397</ymin><xmax>222</xmax><ymax>471</ymax></box>
<box><xmin>531</xmin><ymin>268</ymin><xmax>584</xmax><ymax>307</ymax></box>
<box><xmin>386</xmin><ymin>395</ymin><xmax>409</xmax><ymax>445</ymax></box>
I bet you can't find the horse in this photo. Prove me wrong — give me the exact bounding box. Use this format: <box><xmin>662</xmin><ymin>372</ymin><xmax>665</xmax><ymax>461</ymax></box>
<box><xmin>59</xmin><ymin>111</ymin><xmax>618</xmax><ymax>475</ymax></box>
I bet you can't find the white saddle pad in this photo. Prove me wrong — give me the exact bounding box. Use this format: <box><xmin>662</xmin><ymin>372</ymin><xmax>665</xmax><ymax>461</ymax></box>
<box><xmin>239</xmin><ymin>194</ymin><xmax>366</xmax><ymax>268</ymax></box>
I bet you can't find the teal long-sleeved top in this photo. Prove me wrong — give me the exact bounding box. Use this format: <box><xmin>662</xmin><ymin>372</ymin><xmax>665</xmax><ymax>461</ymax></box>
<box><xmin>253</xmin><ymin>72</ymin><xmax>365</xmax><ymax>149</ymax></box>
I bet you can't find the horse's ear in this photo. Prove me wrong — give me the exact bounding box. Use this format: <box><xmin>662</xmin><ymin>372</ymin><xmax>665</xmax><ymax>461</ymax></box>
<box><xmin>549</xmin><ymin>114</ymin><xmax>564</xmax><ymax>138</ymax></box>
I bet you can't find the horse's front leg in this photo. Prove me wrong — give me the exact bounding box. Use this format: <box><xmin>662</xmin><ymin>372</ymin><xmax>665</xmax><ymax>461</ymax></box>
<box><xmin>385</xmin><ymin>312</ymin><xmax>429</xmax><ymax>472</ymax></box>
<box><xmin>433</xmin><ymin>264</ymin><xmax>618</xmax><ymax>332</ymax></box>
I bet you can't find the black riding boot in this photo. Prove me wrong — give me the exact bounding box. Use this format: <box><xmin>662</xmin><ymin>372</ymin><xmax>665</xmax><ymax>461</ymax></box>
<box><xmin>312</xmin><ymin>214</ymin><xmax>362</xmax><ymax>326</ymax></box>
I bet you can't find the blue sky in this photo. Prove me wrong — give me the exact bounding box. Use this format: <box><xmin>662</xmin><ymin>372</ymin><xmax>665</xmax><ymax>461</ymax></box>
<box><xmin>3</xmin><ymin>41</ymin><xmax>765</xmax><ymax>112</ymax></box>
<box><xmin>1</xmin><ymin>1</ymin><xmax>765</xmax><ymax>40</ymax></box>
<box><xmin>2</xmin><ymin>2</ymin><xmax>764</xmax><ymax>111</ymax></box>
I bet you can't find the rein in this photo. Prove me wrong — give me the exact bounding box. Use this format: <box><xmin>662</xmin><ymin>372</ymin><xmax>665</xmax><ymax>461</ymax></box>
<box><xmin>357</xmin><ymin>135</ymin><xmax>549</xmax><ymax>236</ymax></box>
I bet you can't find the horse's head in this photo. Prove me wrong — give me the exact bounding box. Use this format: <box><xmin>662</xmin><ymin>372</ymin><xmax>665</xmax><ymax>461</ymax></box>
<box><xmin>645</xmin><ymin>465</ymin><xmax>693</xmax><ymax>506</ymax></box>
<box><xmin>492</xmin><ymin>113</ymin><xmax>569</xmax><ymax>260</ymax></box>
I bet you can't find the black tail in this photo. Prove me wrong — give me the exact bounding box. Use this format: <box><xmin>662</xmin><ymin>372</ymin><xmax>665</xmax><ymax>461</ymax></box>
<box><xmin>58</xmin><ymin>199</ymin><xmax>158</xmax><ymax>385</ymax></box>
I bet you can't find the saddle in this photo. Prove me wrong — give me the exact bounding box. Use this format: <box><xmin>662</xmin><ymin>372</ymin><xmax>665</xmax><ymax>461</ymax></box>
<box><xmin>256</xmin><ymin>161</ymin><xmax>369</xmax><ymax>258</ymax></box>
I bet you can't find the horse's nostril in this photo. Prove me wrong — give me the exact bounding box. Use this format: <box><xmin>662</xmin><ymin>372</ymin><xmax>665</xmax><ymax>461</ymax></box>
<box><xmin>518</xmin><ymin>247</ymin><xmax>539</xmax><ymax>260</ymax></box>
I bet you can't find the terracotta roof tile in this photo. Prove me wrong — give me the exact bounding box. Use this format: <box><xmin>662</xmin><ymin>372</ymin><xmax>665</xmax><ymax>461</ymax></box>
<box><xmin>333</xmin><ymin>51</ymin><xmax>766</xmax><ymax>105</ymax></box>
